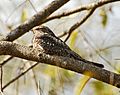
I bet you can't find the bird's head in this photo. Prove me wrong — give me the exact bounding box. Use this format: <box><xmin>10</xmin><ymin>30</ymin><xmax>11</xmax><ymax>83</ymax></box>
<box><xmin>31</xmin><ymin>26</ymin><xmax>55</xmax><ymax>36</ymax></box>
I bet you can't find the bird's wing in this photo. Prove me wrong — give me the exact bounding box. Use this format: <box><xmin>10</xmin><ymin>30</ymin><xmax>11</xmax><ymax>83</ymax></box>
<box><xmin>34</xmin><ymin>34</ymin><xmax>104</xmax><ymax>68</ymax></box>
<box><xmin>35</xmin><ymin>34</ymin><xmax>71</xmax><ymax>56</ymax></box>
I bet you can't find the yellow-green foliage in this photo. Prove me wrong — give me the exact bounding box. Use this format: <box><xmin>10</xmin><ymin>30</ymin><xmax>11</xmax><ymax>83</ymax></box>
<box><xmin>99</xmin><ymin>8</ymin><xmax>108</xmax><ymax>28</ymax></box>
<box><xmin>69</xmin><ymin>31</ymin><xmax>78</xmax><ymax>49</ymax></box>
<box><xmin>21</xmin><ymin>9</ymin><xmax>27</xmax><ymax>23</ymax></box>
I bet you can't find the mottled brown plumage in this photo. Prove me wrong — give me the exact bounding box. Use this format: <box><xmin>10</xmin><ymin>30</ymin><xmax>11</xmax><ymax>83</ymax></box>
<box><xmin>32</xmin><ymin>26</ymin><xmax>104</xmax><ymax>68</ymax></box>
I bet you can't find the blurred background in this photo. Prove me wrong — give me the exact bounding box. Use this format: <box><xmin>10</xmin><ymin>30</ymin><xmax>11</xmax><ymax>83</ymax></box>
<box><xmin>0</xmin><ymin>0</ymin><xmax>120</xmax><ymax>95</ymax></box>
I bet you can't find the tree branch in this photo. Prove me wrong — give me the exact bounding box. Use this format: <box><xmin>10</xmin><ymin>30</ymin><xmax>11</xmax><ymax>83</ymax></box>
<box><xmin>0</xmin><ymin>41</ymin><xmax>120</xmax><ymax>88</ymax></box>
<box><xmin>2</xmin><ymin>62</ymin><xmax>39</xmax><ymax>90</ymax></box>
<box><xmin>64</xmin><ymin>0</ymin><xmax>120</xmax><ymax>42</ymax></box>
<box><xmin>64</xmin><ymin>8</ymin><xmax>95</xmax><ymax>42</ymax></box>
<box><xmin>44</xmin><ymin>0</ymin><xmax>120</xmax><ymax>23</ymax></box>
<box><xmin>2</xmin><ymin>0</ymin><xmax>70</xmax><ymax>41</ymax></box>
<box><xmin>2</xmin><ymin>0</ymin><xmax>120</xmax><ymax>42</ymax></box>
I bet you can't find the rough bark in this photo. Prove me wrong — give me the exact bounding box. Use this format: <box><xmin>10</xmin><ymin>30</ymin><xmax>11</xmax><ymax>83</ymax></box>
<box><xmin>2</xmin><ymin>0</ymin><xmax>70</xmax><ymax>41</ymax></box>
<box><xmin>0</xmin><ymin>41</ymin><xmax>120</xmax><ymax>88</ymax></box>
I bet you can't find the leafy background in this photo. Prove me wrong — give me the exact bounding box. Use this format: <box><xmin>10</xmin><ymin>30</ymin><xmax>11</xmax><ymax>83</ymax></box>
<box><xmin>0</xmin><ymin>0</ymin><xmax>120</xmax><ymax>95</ymax></box>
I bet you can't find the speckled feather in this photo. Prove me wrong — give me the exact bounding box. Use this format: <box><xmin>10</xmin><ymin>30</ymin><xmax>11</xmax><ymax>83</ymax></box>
<box><xmin>32</xmin><ymin>26</ymin><xmax>104</xmax><ymax>68</ymax></box>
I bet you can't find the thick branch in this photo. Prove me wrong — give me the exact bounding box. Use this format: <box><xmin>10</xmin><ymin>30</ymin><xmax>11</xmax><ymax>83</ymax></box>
<box><xmin>2</xmin><ymin>0</ymin><xmax>120</xmax><ymax>42</ymax></box>
<box><xmin>2</xmin><ymin>0</ymin><xmax>70</xmax><ymax>41</ymax></box>
<box><xmin>0</xmin><ymin>41</ymin><xmax>120</xmax><ymax>88</ymax></box>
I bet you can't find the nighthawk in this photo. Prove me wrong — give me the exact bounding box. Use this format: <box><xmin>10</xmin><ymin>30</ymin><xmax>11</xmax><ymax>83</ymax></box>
<box><xmin>32</xmin><ymin>25</ymin><xmax>104</xmax><ymax>68</ymax></box>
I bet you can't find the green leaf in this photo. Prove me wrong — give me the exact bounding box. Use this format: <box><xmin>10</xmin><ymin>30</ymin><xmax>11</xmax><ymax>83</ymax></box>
<box><xmin>69</xmin><ymin>31</ymin><xmax>78</xmax><ymax>49</ymax></box>
<box><xmin>21</xmin><ymin>9</ymin><xmax>27</xmax><ymax>23</ymax></box>
<box><xmin>99</xmin><ymin>8</ymin><xmax>108</xmax><ymax>28</ymax></box>
<box><xmin>74</xmin><ymin>72</ymin><xmax>92</xmax><ymax>95</ymax></box>
<box><xmin>75</xmin><ymin>76</ymin><xmax>90</xmax><ymax>95</ymax></box>
<box><xmin>92</xmin><ymin>81</ymin><xmax>115</xmax><ymax>95</ymax></box>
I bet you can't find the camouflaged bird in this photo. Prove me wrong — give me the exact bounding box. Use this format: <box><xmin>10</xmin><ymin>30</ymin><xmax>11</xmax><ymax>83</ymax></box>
<box><xmin>32</xmin><ymin>26</ymin><xmax>104</xmax><ymax>68</ymax></box>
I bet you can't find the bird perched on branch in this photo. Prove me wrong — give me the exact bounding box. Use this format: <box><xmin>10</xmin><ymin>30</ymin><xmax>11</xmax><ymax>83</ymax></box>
<box><xmin>32</xmin><ymin>25</ymin><xmax>104</xmax><ymax>68</ymax></box>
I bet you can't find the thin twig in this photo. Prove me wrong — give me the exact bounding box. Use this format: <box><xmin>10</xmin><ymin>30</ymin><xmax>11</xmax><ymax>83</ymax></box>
<box><xmin>0</xmin><ymin>91</ymin><xmax>5</xmax><ymax>95</ymax></box>
<box><xmin>44</xmin><ymin>6</ymin><xmax>90</xmax><ymax>23</ymax></box>
<box><xmin>60</xmin><ymin>0</ymin><xmax>120</xmax><ymax>42</ymax></box>
<box><xmin>2</xmin><ymin>62</ymin><xmax>39</xmax><ymax>90</ymax></box>
<box><xmin>5</xmin><ymin>0</ymin><xmax>27</xmax><ymax>23</ymax></box>
<box><xmin>44</xmin><ymin>0</ymin><xmax>119</xmax><ymax>23</ymax></box>
<box><xmin>0</xmin><ymin>0</ymin><xmax>119</xmax><ymax>91</ymax></box>
<box><xmin>64</xmin><ymin>8</ymin><xmax>95</xmax><ymax>42</ymax></box>
<box><xmin>28</xmin><ymin>62</ymin><xmax>43</xmax><ymax>95</ymax></box>
<box><xmin>2</xmin><ymin>0</ymin><xmax>70</xmax><ymax>41</ymax></box>
<box><xmin>28</xmin><ymin>0</ymin><xmax>38</xmax><ymax>13</ymax></box>
<box><xmin>80</xmin><ymin>31</ymin><xmax>116</xmax><ymax>69</ymax></box>
<box><xmin>0</xmin><ymin>56</ymin><xmax>13</xmax><ymax>66</ymax></box>
<box><xmin>0</xmin><ymin>0</ymin><xmax>119</xmax><ymax>69</ymax></box>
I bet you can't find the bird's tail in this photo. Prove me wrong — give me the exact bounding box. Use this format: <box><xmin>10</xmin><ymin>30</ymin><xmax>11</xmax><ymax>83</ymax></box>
<box><xmin>70</xmin><ymin>51</ymin><xmax>104</xmax><ymax>68</ymax></box>
<box><xmin>86</xmin><ymin>60</ymin><xmax>104</xmax><ymax>68</ymax></box>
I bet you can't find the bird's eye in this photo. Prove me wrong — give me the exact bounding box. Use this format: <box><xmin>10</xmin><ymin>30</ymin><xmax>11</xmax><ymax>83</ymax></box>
<box><xmin>35</xmin><ymin>28</ymin><xmax>40</xmax><ymax>30</ymax></box>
